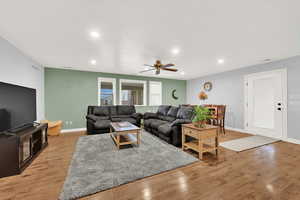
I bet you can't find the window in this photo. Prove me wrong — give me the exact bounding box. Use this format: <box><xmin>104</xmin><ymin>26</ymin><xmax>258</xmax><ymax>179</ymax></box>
<box><xmin>149</xmin><ymin>81</ymin><xmax>162</xmax><ymax>105</ymax></box>
<box><xmin>98</xmin><ymin>78</ymin><xmax>116</xmax><ymax>105</ymax></box>
<box><xmin>119</xmin><ymin>79</ymin><xmax>147</xmax><ymax>106</ymax></box>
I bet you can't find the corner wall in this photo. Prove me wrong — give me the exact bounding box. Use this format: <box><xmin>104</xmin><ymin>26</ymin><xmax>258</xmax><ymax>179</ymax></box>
<box><xmin>0</xmin><ymin>37</ymin><xmax>44</xmax><ymax>120</ymax></box>
<box><xmin>187</xmin><ymin>55</ymin><xmax>300</xmax><ymax>141</ymax></box>
<box><xmin>45</xmin><ymin>68</ymin><xmax>186</xmax><ymax>129</ymax></box>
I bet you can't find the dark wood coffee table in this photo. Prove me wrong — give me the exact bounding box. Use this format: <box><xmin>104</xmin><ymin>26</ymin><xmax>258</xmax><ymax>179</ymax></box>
<box><xmin>110</xmin><ymin>122</ymin><xmax>141</xmax><ymax>150</ymax></box>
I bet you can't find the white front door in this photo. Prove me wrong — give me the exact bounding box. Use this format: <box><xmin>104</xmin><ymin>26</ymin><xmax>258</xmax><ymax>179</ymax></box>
<box><xmin>245</xmin><ymin>69</ymin><xmax>287</xmax><ymax>139</ymax></box>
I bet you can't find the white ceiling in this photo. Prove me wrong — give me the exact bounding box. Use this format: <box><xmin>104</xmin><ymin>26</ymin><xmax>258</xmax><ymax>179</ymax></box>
<box><xmin>0</xmin><ymin>0</ymin><xmax>300</xmax><ymax>80</ymax></box>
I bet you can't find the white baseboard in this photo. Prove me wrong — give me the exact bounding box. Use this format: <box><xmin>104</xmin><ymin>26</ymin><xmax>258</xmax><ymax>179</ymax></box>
<box><xmin>225</xmin><ymin>126</ymin><xmax>255</xmax><ymax>135</ymax></box>
<box><xmin>226</xmin><ymin>126</ymin><xmax>300</xmax><ymax>145</ymax></box>
<box><xmin>283</xmin><ymin>138</ymin><xmax>300</xmax><ymax>145</ymax></box>
<box><xmin>60</xmin><ymin>126</ymin><xmax>300</xmax><ymax>145</ymax></box>
<box><xmin>61</xmin><ymin>128</ymin><xmax>86</xmax><ymax>133</ymax></box>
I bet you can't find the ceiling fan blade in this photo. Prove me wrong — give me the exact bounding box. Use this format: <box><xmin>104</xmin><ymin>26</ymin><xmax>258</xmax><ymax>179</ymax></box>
<box><xmin>144</xmin><ymin>64</ymin><xmax>155</xmax><ymax>68</ymax></box>
<box><xmin>162</xmin><ymin>63</ymin><xmax>175</xmax><ymax>68</ymax></box>
<box><xmin>161</xmin><ymin>68</ymin><xmax>178</xmax><ymax>72</ymax></box>
<box><xmin>140</xmin><ymin>69</ymin><xmax>155</xmax><ymax>73</ymax></box>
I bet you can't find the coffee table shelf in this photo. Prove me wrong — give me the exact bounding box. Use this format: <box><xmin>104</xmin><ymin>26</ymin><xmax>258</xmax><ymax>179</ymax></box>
<box><xmin>110</xmin><ymin>122</ymin><xmax>141</xmax><ymax>150</ymax></box>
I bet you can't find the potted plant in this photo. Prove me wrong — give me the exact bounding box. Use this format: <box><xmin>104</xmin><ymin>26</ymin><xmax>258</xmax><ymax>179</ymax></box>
<box><xmin>192</xmin><ymin>105</ymin><xmax>211</xmax><ymax>128</ymax></box>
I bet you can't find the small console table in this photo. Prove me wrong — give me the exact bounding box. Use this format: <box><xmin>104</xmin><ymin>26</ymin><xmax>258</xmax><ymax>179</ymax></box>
<box><xmin>182</xmin><ymin>124</ymin><xmax>218</xmax><ymax>160</ymax></box>
<box><xmin>0</xmin><ymin>123</ymin><xmax>48</xmax><ymax>178</ymax></box>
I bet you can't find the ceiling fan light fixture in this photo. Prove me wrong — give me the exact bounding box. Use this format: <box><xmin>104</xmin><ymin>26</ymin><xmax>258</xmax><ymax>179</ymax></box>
<box><xmin>140</xmin><ymin>60</ymin><xmax>177</xmax><ymax>75</ymax></box>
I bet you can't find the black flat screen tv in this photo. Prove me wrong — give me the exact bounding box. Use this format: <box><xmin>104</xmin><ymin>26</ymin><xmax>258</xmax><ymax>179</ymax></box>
<box><xmin>0</xmin><ymin>82</ymin><xmax>36</xmax><ymax>132</ymax></box>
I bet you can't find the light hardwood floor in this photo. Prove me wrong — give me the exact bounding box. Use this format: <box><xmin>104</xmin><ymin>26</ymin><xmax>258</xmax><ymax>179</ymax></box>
<box><xmin>1</xmin><ymin>130</ymin><xmax>300</xmax><ymax>200</ymax></box>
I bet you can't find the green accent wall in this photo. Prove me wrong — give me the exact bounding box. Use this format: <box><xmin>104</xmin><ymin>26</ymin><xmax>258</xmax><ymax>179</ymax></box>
<box><xmin>45</xmin><ymin>68</ymin><xmax>187</xmax><ymax>129</ymax></box>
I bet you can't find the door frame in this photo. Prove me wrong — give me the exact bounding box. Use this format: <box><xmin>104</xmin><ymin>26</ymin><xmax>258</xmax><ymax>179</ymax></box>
<box><xmin>244</xmin><ymin>68</ymin><xmax>288</xmax><ymax>139</ymax></box>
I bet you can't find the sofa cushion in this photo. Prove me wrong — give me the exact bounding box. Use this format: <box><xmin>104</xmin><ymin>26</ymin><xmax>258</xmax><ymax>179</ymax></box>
<box><xmin>158</xmin><ymin>123</ymin><xmax>172</xmax><ymax>136</ymax></box>
<box><xmin>131</xmin><ymin>113</ymin><xmax>143</xmax><ymax>120</ymax></box>
<box><xmin>111</xmin><ymin>117</ymin><xmax>122</xmax><ymax>122</ymax></box>
<box><xmin>94</xmin><ymin>106</ymin><xmax>110</xmax><ymax>116</ymax></box>
<box><xmin>171</xmin><ymin>119</ymin><xmax>192</xmax><ymax>126</ymax></box>
<box><xmin>86</xmin><ymin>114</ymin><xmax>109</xmax><ymax>121</ymax></box>
<box><xmin>150</xmin><ymin>119</ymin><xmax>168</xmax><ymax>129</ymax></box>
<box><xmin>157</xmin><ymin>105</ymin><xmax>171</xmax><ymax>116</ymax></box>
<box><xmin>116</xmin><ymin>115</ymin><xmax>131</xmax><ymax>118</ymax></box>
<box><xmin>158</xmin><ymin>115</ymin><xmax>176</xmax><ymax>122</ymax></box>
<box><xmin>119</xmin><ymin>117</ymin><xmax>137</xmax><ymax>125</ymax></box>
<box><xmin>143</xmin><ymin>112</ymin><xmax>158</xmax><ymax>119</ymax></box>
<box><xmin>144</xmin><ymin>119</ymin><xmax>155</xmax><ymax>127</ymax></box>
<box><xmin>117</xmin><ymin>105</ymin><xmax>136</xmax><ymax>115</ymax></box>
<box><xmin>94</xmin><ymin>120</ymin><xmax>111</xmax><ymax>129</ymax></box>
<box><xmin>177</xmin><ymin>107</ymin><xmax>194</xmax><ymax>119</ymax></box>
<box><xmin>110</xmin><ymin>106</ymin><xmax>118</xmax><ymax>116</ymax></box>
<box><xmin>167</xmin><ymin>106</ymin><xmax>179</xmax><ymax>117</ymax></box>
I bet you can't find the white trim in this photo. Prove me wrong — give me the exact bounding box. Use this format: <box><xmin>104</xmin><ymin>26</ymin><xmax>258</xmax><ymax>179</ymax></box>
<box><xmin>282</xmin><ymin>68</ymin><xmax>288</xmax><ymax>140</ymax></box>
<box><xmin>61</xmin><ymin>128</ymin><xmax>86</xmax><ymax>133</ymax></box>
<box><xmin>283</xmin><ymin>138</ymin><xmax>300</xmax><ymax>145</ymax></box>
<box><xmin>119</xmin><ymin>79</ymin><xmax>147</xmax><ymax>106</ymax></box>
<box><xmin>226</xmin><ymin>126</ymin><xmax>300</xmax><ymax>145</ymax></box>
<box><xmin>225</xmin><ymin>126</ymin><xmax>255</xmax><ymax>135</ymax></box>
<box><xmin>149</xmin><ymin>81</ymin><xmax>162</xmax><ymax>106</ymax></box>
<box><xmin>244</xmin><ymin>77</ymin><xmax>248</xmax><ymax>129</ymax></box>
<box><xmin>244</xmin><ymin>68</ymin><xmax>288</xmax><ymax>140</ymax></box>
<box><xmin>98</xmin><ymin>77</ymin><xmax>117</xmax><ymax>106</ymax></box>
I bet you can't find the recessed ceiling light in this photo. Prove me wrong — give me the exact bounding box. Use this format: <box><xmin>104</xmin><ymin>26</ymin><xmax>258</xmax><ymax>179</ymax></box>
<box><xmin>90</xmin><ymin>31</ymin><xmax>100</xmax><ymax>39</ymax></box>
<box><xmin>180</xmin><ymin>71</ymin><xmax>185</xmax><ymax>75</ymax></box>
<box><xmin>90</xmin><ymin>59</ymin><xmax>97</xmax><ymax>65</ymax></box>
<box><xmin>217</xmin><ymin>59</ymin><xmax>225</xmax><ymax>64</ymax></box>
<box><xmin>171</xmin><ymin>47</ymin><xmax>180</xmax><ymax>55</ymax></box>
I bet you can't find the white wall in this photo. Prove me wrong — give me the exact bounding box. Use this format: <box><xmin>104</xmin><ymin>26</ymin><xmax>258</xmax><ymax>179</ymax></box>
<box><xmin>187</xmin><ymin>55</ymin><xmax>300</xmax><ymax>141</ymax></box>
<box><xmin>0</xmin><ymin>37</ymin><xmax>44</xmax><ymax>120</ymax></box>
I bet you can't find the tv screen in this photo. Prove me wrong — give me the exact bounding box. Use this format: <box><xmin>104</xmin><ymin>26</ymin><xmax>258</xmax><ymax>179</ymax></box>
<box><xmin>0</xmin><ymin>82</ymin><xmax>36</xmax><ymax>132</ymax></box>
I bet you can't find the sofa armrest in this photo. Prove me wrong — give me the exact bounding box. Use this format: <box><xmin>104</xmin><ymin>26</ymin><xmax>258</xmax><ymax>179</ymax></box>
<box><xmin>170</xmin><ymin>119</ymin><xmax>192</xmax><ymax>126</ymax></box>
<box><xmin>131</xmin><ymin>113</ymin><xmax>143</xmax><ymax>120</ymax></box>
<box><xmin>143</xmin><ymin>112</ymin><xmax>158</xmax><ymax>119</ymax></box>
<box><xmin>86</xmin><ymin>114</ymin><xmax>101</xmax><ymax>122</ymax></box>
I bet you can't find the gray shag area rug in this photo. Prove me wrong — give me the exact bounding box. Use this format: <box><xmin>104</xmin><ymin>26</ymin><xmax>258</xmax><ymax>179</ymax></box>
<box><xmin>59</xmin><ymin>131</ymin><xmax>197</xmax><ymax>200</ymax></box>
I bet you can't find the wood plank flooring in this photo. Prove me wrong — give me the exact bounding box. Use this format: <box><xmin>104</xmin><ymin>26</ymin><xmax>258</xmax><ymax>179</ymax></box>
<box><xmin>1</xmin><ymin>130</ymin><xmax>300</xmax><ymax>200</ymax></box>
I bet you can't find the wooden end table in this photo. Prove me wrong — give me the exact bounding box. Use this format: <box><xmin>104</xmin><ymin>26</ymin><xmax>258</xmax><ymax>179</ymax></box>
<box><xmin>110</xmin><ymin>122</ymin><xmax>141</xmax><ymax>150</ymax></box>
<box><xmin>182</xmin><ymin>124</ymin><xmax>219</xmax><ymax>160</ymax></box>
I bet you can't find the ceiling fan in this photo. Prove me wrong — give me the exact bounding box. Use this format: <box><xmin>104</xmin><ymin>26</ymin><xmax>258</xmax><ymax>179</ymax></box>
<box><xmin>140</xmin><ymin>60</ymin><xmax>178</xmax><ymax>75</ymax></box>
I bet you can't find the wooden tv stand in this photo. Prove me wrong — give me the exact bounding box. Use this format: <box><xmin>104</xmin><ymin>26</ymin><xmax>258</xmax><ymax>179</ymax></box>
<box><xmin>0</xmin><ymin>123</ymin><xmax>48</xmax><ymax>178</ymax></box>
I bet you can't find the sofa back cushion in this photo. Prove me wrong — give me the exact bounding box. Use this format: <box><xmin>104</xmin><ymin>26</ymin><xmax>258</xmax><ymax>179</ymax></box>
<box><xmin>94</xmin><ymin>106</ymin><xmax>110</xmax><ymax>116</ymax></box>
<box><xmin>87</xmin><ymin>106</ymin><xmax>95</xmax><ymax>115</ymax></box>
<box><xmin>158</xmin><ymin>115</ymin><xmax>176</xmax><ymax>122</ymax></box>
<box><xmin>109</xmin><ymin>106</ymin><xmax>118</xmax><ymax>116</ymax></box>
<box><xmin>117</xmin><ymin>105</ymin><xmax>136</xmax><ymax>115</ymax></box>
<box><xmin>177</xmin><ymin>106</ymin><xmax>194</xmax><ymax>120</ymax></box>
<box><xmin>157</xmin><ymin>105</ymin><xmax>171</xmax><ymax>116</ymax></box>
<box><xmin>167</xmin><ymin>106</ymin><xmax>179</xmax><ymax>117</ymax></box>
